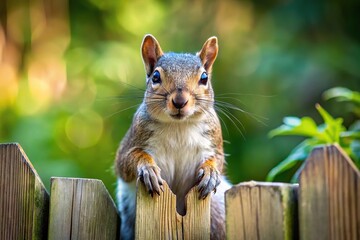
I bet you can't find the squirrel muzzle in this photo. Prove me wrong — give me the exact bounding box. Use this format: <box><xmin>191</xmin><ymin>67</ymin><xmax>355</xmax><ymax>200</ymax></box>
<box><xmin>168</xmin><ymin>89</ymin><xmax>193</xmax><ymax>119</ymax></box>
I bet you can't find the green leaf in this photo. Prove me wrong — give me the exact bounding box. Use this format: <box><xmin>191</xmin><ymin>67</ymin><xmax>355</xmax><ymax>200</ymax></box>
<box><xmin>349</xmin><ymin>120</ymin><xmax>360</xmax><ymax>131</ymax></box>
<box><xmin>283</xmin><ymin>117</ymin><xmax>301</xmax><ymax>127</ymax></box>
<box><xmin>352</xmin><ymin>141</ymin><xmax>360</xmax><ymax>167</ymax></box>
<box><xmin>316</xmin><ymin>104</ymin><xmax>336</xmax><ymax>125</ymax></box>
<box><xmin>340</xmin><ymin>131</ymin><xmax>360</xmax><ymax>140</ymax></box>
<box><xmin>323</xmin><ymin>87</ymin><xmax>360</xmax><ymax>105</ymax></box>
<box><xmin>316</xmin><ymin>104</ymin><xmax>344</xmax><ymax>143</ymax></box>
<box><xmin>343</xmin><ymin>121</ymin><xmax>360</xmax><ymax>168</ymax></box>
<box><xmin>269</xmin><ymin>117</ymin><xmax>319</xmax><ymax>138</ymax></box>
<box><xmin>266</xmin><ymin>139</ymin><xmax>320</xmax><ymax>181</ymax></box>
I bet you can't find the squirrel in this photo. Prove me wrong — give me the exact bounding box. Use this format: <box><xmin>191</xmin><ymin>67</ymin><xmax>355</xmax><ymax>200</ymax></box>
<box><xmin>115</xmin><ymin>34</ymin><xmax>231</xmax><ymax>240</ymax></box>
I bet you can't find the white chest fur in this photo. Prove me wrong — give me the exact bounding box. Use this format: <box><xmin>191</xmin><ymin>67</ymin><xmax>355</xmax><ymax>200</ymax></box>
<box><xmin>147</xmin><ymin>121</ymin><xmax>214</xmax><ymax>197</ymax></box>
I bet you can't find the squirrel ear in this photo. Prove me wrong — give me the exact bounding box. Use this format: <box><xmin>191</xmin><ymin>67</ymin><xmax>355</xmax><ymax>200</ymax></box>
<box><xmin>198</xmin><ymin>36</ymin><xmax>218</xmax><ymax>72</ymax></box>
<box><xmin>141</xmin><ymin>34</ymin><xmax>164</xmax><ymax>76</ymax></box>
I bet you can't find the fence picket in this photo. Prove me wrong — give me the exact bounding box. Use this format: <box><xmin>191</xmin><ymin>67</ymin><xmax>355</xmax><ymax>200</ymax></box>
<box><xmin>48</xmin><ymin>177</ymin><xmax>119</xmax><ymax>240</ymax></box>
<box><xmin>135</xmin><ymin>182</ymin><xmax>211</xmax><ymax>239</ymax></box>
<box><xmin>299</xmin><ymin>144</ymin><xmax>360</xmax><ymax>240</ymax></box>
<box><xmin>225</xmin><ymin>181</ymin><xmax>298</xmax><ymax>240</ymax></box>
<box><xmin>0</xmin><ymin>143</ymin><xmax>49</xmax><ymax>239</ymax></box>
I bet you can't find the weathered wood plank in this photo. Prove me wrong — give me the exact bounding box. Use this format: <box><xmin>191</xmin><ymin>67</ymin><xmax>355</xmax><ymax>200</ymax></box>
<box><xmin>225</xmin><ymin>181</ymin><xmax>298</xmax><ymax>240</ymax></box>
<box><xmin>48</xmin><ymin>177</ymin><xmax>119</xmax><ymax>240</ymax></box>
<box><xmin>183</xmin><ymin>187</ymin><xmax>211</xmax><ymax>240</ymax></box>
<box><xmin>0</xmin><ymin>143</ymin><xmax>49</xmax><ymax>240</ymax></box>
<box><xmin>299</xmin><ymin>144</ymin><xmax>360</xmax><ymax>240</ymax></box>
<box><xmin>135</xmin><ymin>182</ymin><xmax>211</xmax><ymax>239</ymax></box>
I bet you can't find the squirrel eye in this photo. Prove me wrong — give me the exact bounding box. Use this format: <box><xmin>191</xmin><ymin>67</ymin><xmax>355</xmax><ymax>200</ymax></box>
<box><xmin>152</xmin><ymin>70</ymin><xmax>161</xmax><ymax>84</ymax></box>
<box><xmin>199</xmin><ymin>72</ymin><xmax>208</xmax><ymax>85</ymax></box>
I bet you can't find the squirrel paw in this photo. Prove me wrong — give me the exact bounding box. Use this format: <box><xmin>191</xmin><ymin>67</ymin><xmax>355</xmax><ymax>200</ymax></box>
<box><xmin>196</xmin><ymin>163</ymin><xmax>221</xmax><ymax>199</ymax></box>
<box><xmin>137</xmin><ymin>164</ymin><xmax>164</xmax><ymax>197</ymax></box>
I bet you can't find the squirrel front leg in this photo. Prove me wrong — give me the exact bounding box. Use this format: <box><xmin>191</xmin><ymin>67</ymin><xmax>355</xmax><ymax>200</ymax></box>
<box><xmin>196</xmin><ymin>123</ymin><xmax>224</xmax><ymax>199</ymax></box>
<box><xmin>116</xmin><ymin>147</ymin><xmax>164</xmax><ymax>196</ymax></box>
<box><xmin>196</xmin><ymin>157</ymin><xmax>221</xmax><ymax>199</ymax></box>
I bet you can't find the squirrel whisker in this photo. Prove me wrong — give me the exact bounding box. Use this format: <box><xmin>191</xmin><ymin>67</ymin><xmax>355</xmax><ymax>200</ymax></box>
<box><xmin>146</xmin><ymin>91</ymin><xmax>167</xmax><ymax>97</ymax></box>
<box><xmin>197</xmin><ymin>92</ymin><xmax>268</xmax><ymax>125</ymax></box>
<box><xmin>216</xmin><ymin>92</ymin><xmax>275</xmax><ymax>98</ymax></box>
<box><xmin>215</xmin><ymin>100</ymin><xmax>267</xmax><ymax>125</ymax></box>
<box><xmin>105</xmin><ymin>103</ymin><xmax>141</xmax><ymax>119</ymax></box>
<box><xmin>159</xmin><ymin>84</ymin><xmax>171</xmax><ymax>95</ymax></box>
<box><xmin>214</xmin><ymin>105</ymin><xmax>246</xmax><ymax>139</ymax></box>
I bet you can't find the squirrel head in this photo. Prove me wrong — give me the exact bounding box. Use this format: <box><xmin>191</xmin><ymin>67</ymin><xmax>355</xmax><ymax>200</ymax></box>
<box><xmin>141</xmin><ymin>34</ymin><xmax>218</xmax><ymax>123</ymax></box>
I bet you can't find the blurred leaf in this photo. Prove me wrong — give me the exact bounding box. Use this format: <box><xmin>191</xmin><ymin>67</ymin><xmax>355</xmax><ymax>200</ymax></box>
<box><xmin>350</xmin><ymin>140</ymin><xmax>360</xmax><ymax>168</ymax></box>
<box><xmin>346</xmin><ymin>120</ymin><xmax>360</xmax><ymax>168</ymax></box>
<box><xmin>269</xmin><ymin>116</ymin><xmax>319</xmax><ymax>138</ymax></box>
<box><xmin>340</xmin><ymin>131</ymin><xmax>360</xmax><ymax>140</ymax></box>
<box><xmin>349</xmin><ymin>120</ymin><xmax>360</xmax><ymax>131</ymax></box>
<box><xmin>315</xmin><ymin>104</ymin><xmax>336</xmax><ymax>124</ymax></box>
<box><xmin>283</xmin><ymin>116</ymin><xmax>301</xmax><ymax>127</ymax></box>
<box><xmin>316</xmin><ymin>104</ymin><xmax>344</xmax><ymax>143</ymax></box>
<box><xmin>266</xmin><ymin>139</ymin><xmax>319</xmax><ymax>181</ymax></box>
<box><xmin>323</xmin><ymin>87</ymin><xmax>360</xmax><ymax>105</ymax></box>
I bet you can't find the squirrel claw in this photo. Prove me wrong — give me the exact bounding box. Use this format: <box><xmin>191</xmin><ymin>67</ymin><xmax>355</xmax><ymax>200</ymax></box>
<box><xmin>196</xmin><ymin>165</ymin><xmax>220</xmax><ymax>199</ymax></box>
<box><xmin>138</xmin><ymin>164</ymin><xmax>164</xmax><ymax>197</ymax></box>
<box><xmin>197</xmin><ymin>168</ymin><xmax>205</xmax><ymax>182</ymax></box>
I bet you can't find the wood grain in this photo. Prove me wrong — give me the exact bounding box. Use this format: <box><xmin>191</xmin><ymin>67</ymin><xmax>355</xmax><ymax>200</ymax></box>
<box><xmin>183</xmin><ymin>187</ymin><xmax>211</xmax><ymax>240</ymax></box>
<box><xmin>48</xmin><ymin>177</ymin><xmax>119</xmax><ymax>240</ymax></box>
<box><xmin>0</xmin><ymin>143</ymin><xmax>49</xmax><ymax>240</ymax></box>
<box><xmin>225</xmin><ymin>181</ymin><xmax>298</xmax><ymax>240</ymax></box>
<box><xmin>135</xmin><ymin>181</ymin><xmax>210</xmax><ymax>240</ymax></box>
<box><xmin>299</xmin><ymin>144</ymin><xmax>360</xmax><ymax>240</ymax></box>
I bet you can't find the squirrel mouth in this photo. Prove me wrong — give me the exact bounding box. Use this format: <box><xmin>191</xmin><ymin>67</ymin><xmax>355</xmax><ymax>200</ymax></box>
<box><xmin>170</xmin><ymin>110</ymin><xmax>186</xmax><ymax>120</ymax></box>
<box><xmin>170</xmin><ymin>113</ymin><xmax>185</xmax><ymax>120</ymax></box>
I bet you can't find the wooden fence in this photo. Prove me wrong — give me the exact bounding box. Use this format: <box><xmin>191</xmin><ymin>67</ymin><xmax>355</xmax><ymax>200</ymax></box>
<box><xmin>0</xmin><ymin>143</ymin><xmax>359</xmax><ymax>239</ymax></box>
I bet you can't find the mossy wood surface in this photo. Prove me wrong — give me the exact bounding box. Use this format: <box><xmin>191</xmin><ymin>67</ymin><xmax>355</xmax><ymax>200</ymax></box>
<box><xmin>299</xmin><ymin>144</ymin><xmax>360</xmax><ymax>240</ymax></box>
<box><xmin>225</xmin><ymin>181</ymin><xmax>298</xmax><ymax>240</ymax></box>
<box><xmin>135</xmin><ymin>182</ymin><xmax>210</xmax><ymax>240</ymax></box>
<box><xmin>48</xmin><ymin>177</ymin><xmax>119</xmax><ymax>240</ymax></box>
<box><xmin>0</xmin><ymin>143</ymin><xmax>49</xmax><ymax>240</ymax></box>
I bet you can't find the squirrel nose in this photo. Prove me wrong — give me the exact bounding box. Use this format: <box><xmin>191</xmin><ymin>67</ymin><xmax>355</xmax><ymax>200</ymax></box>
<box><xmin>172</xmin><ymin>95</ymin><xmax>188</xmax><ymax>109</ymax></box>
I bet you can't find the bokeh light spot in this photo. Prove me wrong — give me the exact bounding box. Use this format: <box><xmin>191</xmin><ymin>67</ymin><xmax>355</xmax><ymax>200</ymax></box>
<box><xmin>0</xmin><ymin>63</ymin><xmax>18</xmax><ymax>109</ymax></box>
<box><xmin>27</xmin><ymin>56</ymin><xmax>67</xmax><ymax>111</ymax></box>
<box><xmin>65</xmin><ymin>110</ymin><xmax>104</xmax><ymax>148</ymax></box>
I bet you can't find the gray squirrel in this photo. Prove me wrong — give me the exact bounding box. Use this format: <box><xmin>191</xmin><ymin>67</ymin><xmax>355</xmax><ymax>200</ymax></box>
<box><xmin>115</xmin><ymin>34</ymin><xmax>231</xmax><ymax>239</ymax></box>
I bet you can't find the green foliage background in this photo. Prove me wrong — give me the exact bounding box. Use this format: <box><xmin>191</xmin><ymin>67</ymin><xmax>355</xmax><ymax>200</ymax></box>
<box><xmin>0</xmin><ymin>0</ymin><xmax>359</xmax><ymax>197</ymax></box>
